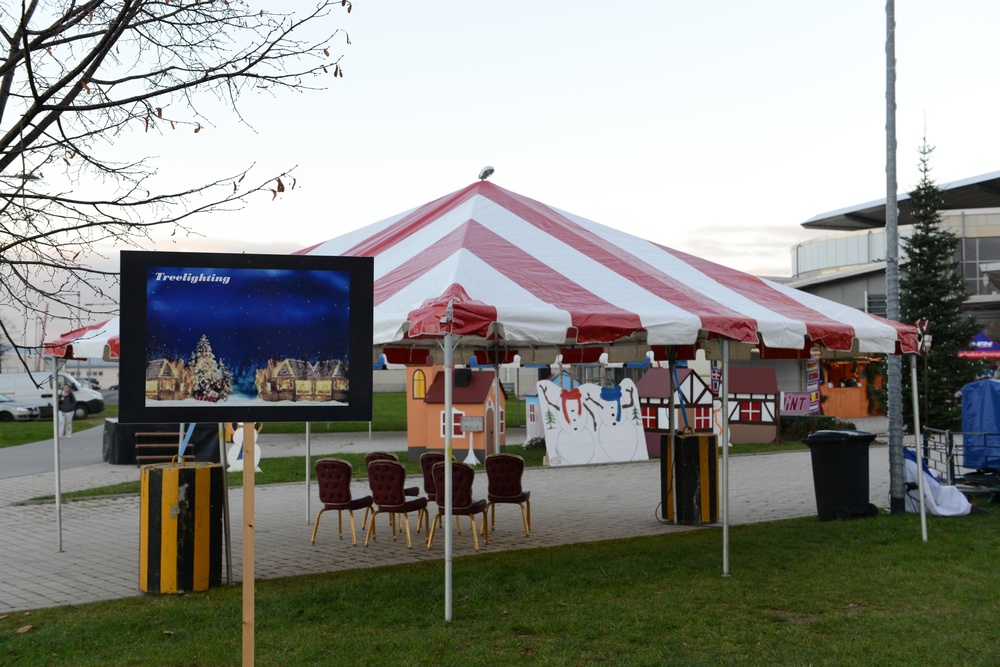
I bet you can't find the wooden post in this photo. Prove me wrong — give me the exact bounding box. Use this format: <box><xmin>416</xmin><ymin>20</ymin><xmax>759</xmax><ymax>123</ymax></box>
<box><xmin>242</xmin><ymin>423</ymin><xmax>255</xmax><ymax>665</ymax></box>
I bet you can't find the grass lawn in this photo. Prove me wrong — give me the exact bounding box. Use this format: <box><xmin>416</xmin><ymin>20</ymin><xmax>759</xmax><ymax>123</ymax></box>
<box><xmin>0</xmin><ymin>405</ymin><xmax>119</xmax><ymax>449</ymax></box>
<box><xmin>3</xmin><ymin>509</ymin><xmax>998</xmax><ymax>665</ymax></box>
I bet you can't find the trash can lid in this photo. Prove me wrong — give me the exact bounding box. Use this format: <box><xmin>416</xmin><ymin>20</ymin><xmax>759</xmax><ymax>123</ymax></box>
<box><xmin>803</xmin><ymin>429</ymin><xmax>877</xmax><ymax>444</ymax></box>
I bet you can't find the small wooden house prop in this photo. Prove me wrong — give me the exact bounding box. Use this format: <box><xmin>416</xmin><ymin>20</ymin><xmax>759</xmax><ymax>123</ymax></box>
<box><xmin>727</xmin><ymin>367</ymin><xmax>779</xmax><ymax>444</ymax></box>
<box><xmin>524</xmin><ymin>369</ymin><xmax>577</xmax><ymax>442</ymax></box>
<box><xmin>144</xmin><ymin>358</ymin><xmax>190</xmax><ymax>401</ymax></box>
<box><xmin>635</xmin><ymin>367</ymin><xmax>714</xmax><ymax>456</ymax></box>
<box><xmin>405</xmin><ymin>365</ymin><xmax>506</xmax><ymax>463</ymax></box>
<box><xmin>255</xmin><ymin>358</ymin><xmax>348</xmax><ymax>403</ymax></box>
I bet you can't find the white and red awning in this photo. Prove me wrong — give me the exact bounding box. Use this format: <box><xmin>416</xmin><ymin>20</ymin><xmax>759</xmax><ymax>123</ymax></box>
<box><xmin>45</xmin><ymin>317</ymin><xmax>120</xmax><ymax>362</ymax></box>
<box><xmin>298</xmin><ymin>181</ymin><xmax>918</xmax><ymax>363</ymax></box>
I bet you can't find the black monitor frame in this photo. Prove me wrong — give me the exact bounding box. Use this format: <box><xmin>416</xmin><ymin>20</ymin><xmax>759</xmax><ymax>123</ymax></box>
<box><xmin>119</xmin><ymin>250</ymin><xmax>373</xmax><ymax>424</ymax></box>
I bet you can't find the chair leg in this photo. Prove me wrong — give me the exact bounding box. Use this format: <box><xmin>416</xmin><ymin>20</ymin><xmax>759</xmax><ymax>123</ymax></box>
<box><xmin>361</xmin><ymin>506</ymin><xmax>372</xmax><ymax>531</ymax></box>
<box><xmin>364</xmin><ymin>509</ymin><xmax>381</xmax><ymax>547</ymax></box>
<box><xmin>481</xmin><ymin>510</ymin><xmax>489</xmax><ymax>545</ymax></box>
<box><xmin>389</xmin><ymin>512</ymin><xmax>398</xmax><ymax>541</ymax></box>
<box><xmin>402</xmin><ymin>512</ymin><xmax>413</xmax><ymax>548</ymax></box>
<box><xmin>427</xmin><ymin>514</ymin><xmax>441</xmax><ymax>549</ymax></box>
<box><xmin>483</xmin><ymin>502</ymin><xmax>495</xmax><ymax>533</ymax></box>
<box><xmin>347</xmin><ymin>510</ymin><xmax>358</xmax><ymax>546</ymax></box>
<box><xmin>337</xmin><ymin>509</ymin><xmax>344</xmax><ymax>539</ymax></box>
<box><xmin>469</xmin><ymin>514</ymin><xmax>479</xmax><ymax>551</ymax></box>
<box><xmin>416</xmin><ymin>507</ymin><xmax>427</xmax><ymax>534</ymax></box>
<box><xmin>520</xmin><ymin>500</ymin><xmax>531</xmax><ymax>536</ymax></box>
<box><xmin>310</xmin><ymin>508</ymin><xmax>328</xmax><ymax>544</ymax></box>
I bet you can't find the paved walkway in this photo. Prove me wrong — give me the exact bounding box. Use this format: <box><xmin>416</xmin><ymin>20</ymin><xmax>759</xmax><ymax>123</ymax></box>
<box><xmin>0</xmin><ymin>425</ymin><xmax>895</xmax><ymax>614</ymax></box>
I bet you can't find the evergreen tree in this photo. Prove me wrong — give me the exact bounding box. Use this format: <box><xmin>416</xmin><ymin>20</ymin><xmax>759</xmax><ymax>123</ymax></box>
<box><xmin>899</xmin><ymin>141</ymin><xmax>984</xmax><ymax>429</ymax></box>
<box><xmin>189</xmin><ymin>334</ymin><xmax>233</xmax><ymax>403</ymax></box>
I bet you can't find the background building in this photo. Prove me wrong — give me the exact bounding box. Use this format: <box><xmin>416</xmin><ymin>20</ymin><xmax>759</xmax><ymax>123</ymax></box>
<box><xmin>784</xmin><ymin>170</ymin><xmax>1000</xmax><ymax>329</ymax></box>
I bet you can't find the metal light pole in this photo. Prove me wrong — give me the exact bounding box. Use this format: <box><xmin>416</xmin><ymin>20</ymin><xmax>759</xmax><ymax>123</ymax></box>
<box><xmin>885</xmin><ymin>0</ymin><xmax>906</xmax><ymax>514</ymax></box>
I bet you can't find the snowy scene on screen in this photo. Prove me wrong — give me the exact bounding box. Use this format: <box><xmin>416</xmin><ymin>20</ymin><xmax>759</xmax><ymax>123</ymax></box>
<box><xmin>144</xmin><ymin>266</ymin><xmax>352</xmax><ymax>407</ymax></box>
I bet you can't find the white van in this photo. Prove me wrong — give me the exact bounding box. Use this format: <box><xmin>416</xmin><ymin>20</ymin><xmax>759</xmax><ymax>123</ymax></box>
<box><xmin>0</xmin><ymin>372</ymin><xmax>105</xmax><ymax>420</ymax></box>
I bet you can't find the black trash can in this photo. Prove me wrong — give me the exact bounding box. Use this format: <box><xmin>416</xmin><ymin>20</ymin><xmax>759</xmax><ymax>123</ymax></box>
<box><xmin>802</xmin><ymin>430</ymin><xmax>879</xmax><ymax>521</ymax></box>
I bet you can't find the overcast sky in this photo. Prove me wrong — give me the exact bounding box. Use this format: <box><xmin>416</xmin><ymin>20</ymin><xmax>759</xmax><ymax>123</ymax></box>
<box><xmin>21</xmin><ymin>1</ymin><xmax>1000</xmax><ymax>337</ymax></box>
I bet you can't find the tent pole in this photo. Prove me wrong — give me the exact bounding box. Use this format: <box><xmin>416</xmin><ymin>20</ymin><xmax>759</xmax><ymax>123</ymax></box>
<box><xmin>667</xmin><ymin>352</ymin><xmax>675</xmax><ymax>524</ymax></box>
<box><xmin>909</xmin><ymin>354</ymin><xmax>928</xmax><ymax>541</ymax></box>
<box><xmin>51</xmin><ymin>356</ymin><xmax>64</xmax><ymax>552</ymax></box>
<box><xmin>494</xmin><ymin>365</ymin><xmax>501</xmax><ymax>456</ymax></box>
<box><xmin>442</xmin><ymin>301</ymin><xmax>455</xmax><ymax>622</ymax></box>
<box><xmin>721</xmin><ymin>340</ymin><xmax>730</xmax><ymax>576</ymax></box>
<box><xmin>219</xmin><ymin>423</ymin><xmax>233</xmax><ymax>586</ymax></box>
<box><xmin>306</xmin><ymin>422</ymin><xmax>312</xmax><ymax>524</ymax></box>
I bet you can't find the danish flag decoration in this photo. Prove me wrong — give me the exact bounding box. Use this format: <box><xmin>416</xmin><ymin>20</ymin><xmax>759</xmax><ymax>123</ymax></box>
<box><xmin>295</xmin><ymin>180</ymin><xmax>917</xmax><ymax>360</ymax></box>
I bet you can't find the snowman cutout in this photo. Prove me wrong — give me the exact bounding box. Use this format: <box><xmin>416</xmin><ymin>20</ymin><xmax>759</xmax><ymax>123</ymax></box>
<box><xmin>227</xmin><ymin>422</ymin><xmax>263</xmax><ymax>473</ymax></box>
<box><xmin>537</xmin><ymin>380</ymin><xmax>597</xmax><ymax>466</ymax></box>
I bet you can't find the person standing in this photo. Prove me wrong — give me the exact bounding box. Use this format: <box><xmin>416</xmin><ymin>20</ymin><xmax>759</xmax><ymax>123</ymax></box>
<box><xmin>58</xmin><ymin>384</ymin><xmax>77</xmax><ymax>438</ymax></box>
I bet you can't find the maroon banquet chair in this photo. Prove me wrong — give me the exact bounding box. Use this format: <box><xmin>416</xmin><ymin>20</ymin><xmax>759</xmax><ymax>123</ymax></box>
<box><xmin>364</xmin><ymin>450</ymin><xmax>421</xmax><ymax>532</ymax></box>
<box><xmin>365</xmin><ymin>459</ymin><xmax>428</xmax><ymax>548</ymax></box>
<box><xmin>365</xmin><ymin>451</ymin><xmax>420</xmax><ymax>496</ymax></box>
<box><xmin>484</xmin><ymin>453</ymin><xmax>531</xmax><ymax>536</ymax></box>
<box><xmin>420</xmin><ymin>451</ymin><xmax>463</xmax><ymax>533</ymax></box>
<box><xmin>311</xmin><ymin>459</ymin><xmax>373</xmax><ymax>546</ymax></box>
<box><xmin>427</xmin><ymin>461</ymin><xmax>489</xmax><ymax>551</ymax></box>
<box><xmin>419</xmin><ymin>452</ymin><xmax>447</xmax><ymax>502</ymax></box>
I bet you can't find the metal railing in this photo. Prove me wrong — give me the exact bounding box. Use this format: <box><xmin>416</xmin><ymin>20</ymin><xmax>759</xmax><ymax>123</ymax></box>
<box><xmin>921</xmin><ymin>427</ymin><xmax>1000</xmax><ymax>489</ymax></box>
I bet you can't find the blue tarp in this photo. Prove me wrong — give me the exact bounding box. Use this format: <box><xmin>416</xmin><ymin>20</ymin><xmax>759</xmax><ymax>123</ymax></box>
<box><xmin>960</xmin><ymin>379</ymin><xmax>1000</xmax><ymax>471</ymax></box>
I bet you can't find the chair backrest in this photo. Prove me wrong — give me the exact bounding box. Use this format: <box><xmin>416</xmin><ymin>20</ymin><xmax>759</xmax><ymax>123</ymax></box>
<box><xmin>365</xmin><ymin>451</ymin><xmax>399</xmax><ymax>469</ymax></box>
<box><xmin>485</xmin><ymin>453</ymin><xmax>525</xmax><ymax>498</ymax></box>
<box><xmin>367</xmin><ymin>459</ymin><xmax>408</xmax><ymax>507</ymax></box>
<box><xmin>315</xmin><ymin>458</ymin><xmax>353</xmax><ymax>505</ymax></box>
<box><xmin>431</xmin><ymin>461</ymin><xmax>477</xmax><ymax>511</ymax></box>
<box><xmin>420</xmin><ymin>452</ymin><xmax>446</xmax><ymax>498</ymax></box>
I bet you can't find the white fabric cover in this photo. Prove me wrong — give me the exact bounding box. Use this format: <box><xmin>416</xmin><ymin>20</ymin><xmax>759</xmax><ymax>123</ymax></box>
<box><xmin>904</xmin><ymin>448</ymin><xmax>971</xmax><ymax>516</ymax></box>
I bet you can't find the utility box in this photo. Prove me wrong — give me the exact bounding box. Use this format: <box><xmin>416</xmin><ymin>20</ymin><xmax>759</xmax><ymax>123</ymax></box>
<box><xmin>139</xmin><ymin>460</ymin><xmax>224</xmax><ymax>594</ymax></box>
<box><xmin>661</xmin><ymin>433</ymin><xmax>719</xmax><ymax>525</ymax></box>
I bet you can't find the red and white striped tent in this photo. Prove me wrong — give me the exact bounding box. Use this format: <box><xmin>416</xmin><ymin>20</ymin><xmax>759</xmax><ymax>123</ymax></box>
<box><xmin>300</xmin><ymin>179</ymin><xmax>925</xmax><ymax>590</ymax></box>
<box><xmin>298</xmin><ymin>180</ymin><xmax>918</xmax><ymax>362</ymax></box>
<box><xmin>45</xmin><ymin>317</ymin><xmax>120</xmax><ymax>362</ymax></box>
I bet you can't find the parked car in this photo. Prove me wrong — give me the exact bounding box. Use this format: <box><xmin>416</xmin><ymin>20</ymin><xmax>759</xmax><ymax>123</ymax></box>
<box><xmin>0</xmin><ymin>392</ymin><xmax>42</xmax><ymax>421</ymax></box>
<box><xmin>0</xmin><ymin>372</ymin><xmax>104</xmax><ymax>420</ymax></box>
<box><xmin>108</xmin><ymin>384</ymin><xmax>119</xmax><ymax>391</ymax></box>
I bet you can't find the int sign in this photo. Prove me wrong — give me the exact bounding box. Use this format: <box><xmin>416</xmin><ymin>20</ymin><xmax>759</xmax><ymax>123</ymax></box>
<box><xmin>781</xmin><ymin>392</ymin><xmax>814</xmax><ymax>416</ymax></box>
<box><xmin>461</xmin><ymin>416</ymin><xmax>484</xmax><ymax>432</ymax></box>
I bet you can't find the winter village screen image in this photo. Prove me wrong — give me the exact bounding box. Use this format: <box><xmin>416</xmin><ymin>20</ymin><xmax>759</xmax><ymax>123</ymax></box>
<box><xmin>118</xmin><ymin>251</ymin><xmax>374</xmax><ymax>424</ymax></box>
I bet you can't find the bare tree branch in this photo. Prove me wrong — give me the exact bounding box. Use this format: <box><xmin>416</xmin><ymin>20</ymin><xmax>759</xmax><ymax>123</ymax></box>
<box><xmin>0</xmin><ymin>1</ymin><xmax>352</xmax><ymax>368</ymax></box>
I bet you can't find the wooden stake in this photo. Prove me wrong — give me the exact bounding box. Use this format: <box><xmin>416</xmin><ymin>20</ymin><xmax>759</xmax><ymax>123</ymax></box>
<box><xmin>242</xmin><ymin>423</ymin><xmax>255</xmax><ymax>665</ymax></box>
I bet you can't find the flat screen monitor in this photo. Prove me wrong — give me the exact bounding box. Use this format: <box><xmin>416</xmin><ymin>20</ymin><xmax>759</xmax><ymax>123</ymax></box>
<box><xmin>118</xmin><ymin>250</ymin><xmax>373</xmax><ymax>423</ymax></box>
